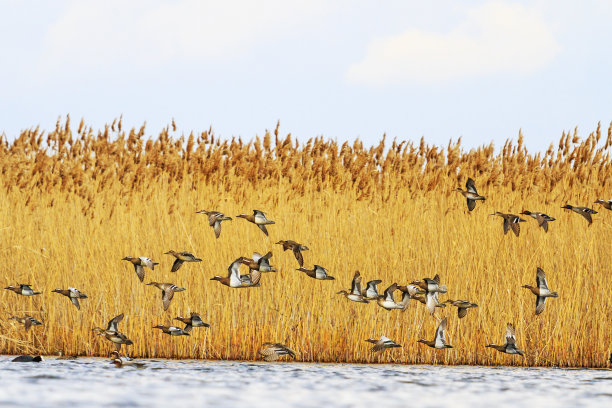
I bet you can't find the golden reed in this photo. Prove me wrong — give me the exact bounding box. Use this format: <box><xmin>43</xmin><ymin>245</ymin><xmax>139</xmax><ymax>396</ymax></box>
<box><xmin>0</xmin><ymin>117</ymin><xmax>610</xmax><ymax>367</ymax></box>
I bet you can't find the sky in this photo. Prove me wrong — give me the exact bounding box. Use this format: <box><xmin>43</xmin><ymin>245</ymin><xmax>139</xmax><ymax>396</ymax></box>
<box><xmin>1</xmin><ymin>0</ymin><xmax>611</xmax><ymax>152</ymax></box>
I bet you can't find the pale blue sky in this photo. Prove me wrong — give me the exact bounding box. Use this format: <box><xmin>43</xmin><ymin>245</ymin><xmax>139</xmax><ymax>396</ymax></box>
<box><xmin>1</xmin><ymin>0</ymin><xmax>611</xmax><ymax>151</ymax></box>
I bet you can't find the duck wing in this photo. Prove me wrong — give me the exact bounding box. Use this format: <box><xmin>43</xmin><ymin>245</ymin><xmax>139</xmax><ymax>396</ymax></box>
<box><xmin>292</xmin><ymin>248</ymin><xmax>304</xmax><ymax>266</ymax></box>
<box><xmin>350</xmin><ymin>272</ymin><xmax>363</xmax><ymax>296</ymax></box>
<box><xmin>162</xmin><ymin>288</ymin><xmax>175</xmax><ymax>311</ymax></box>
<box><xmin>536</xmin><ymin>268</ymin><xmax>549</xmax><ymax>291</ymax></box>
<box><xmin>434</xmin><ymin>318</ymin><xmax>448</xmax><ymax>348</ymax></box>
<box><xmin>578</xmin><ymin>209</ymin><xmax>593</xmax><ymax>224</ymax></box>
<box><xmin>213</xmin><ymin>220</ymin><xmax>222</xmax><ymax>238</ymax></box>
<box><xmin>535</xmin><ymin>296</ymin><xmax>546</xmax><ymax>315</ymax></box>
<box><xmin>466</xmin><ymin>198</ymin><xmax>476</xmax><ymax>211</ymax></box>
<box><xmin>171</xmin><ymin>259</ymin><xmax>184</xmax><ymax>272</ymax></box>
<box><xmin>70</xmin><ymin>297</ymin><xmax>81</xmax><ymax>310</ymax></box>
<box><xmin>134</xmin><ymin>264</ymin><xmax>145</xmax><ymax>282</ymax></box>
<box><xmin>257</xmin><ymin>224</ymin><xmax>269</xmax><ymax>236</ymax></box>
<box><xmin>505</xmin><ymin>323</ymin><xmax>517</xmax><ymax>346</ymax></box>
<box><xmin>107</xmin><ymin>314</ymin><xmax>125</xmax><ymax>332</ymax></box>
<box><xmin>466</xmin><ymin>178</ymin><xmax>478</xmax><ymax>194</ymax></box>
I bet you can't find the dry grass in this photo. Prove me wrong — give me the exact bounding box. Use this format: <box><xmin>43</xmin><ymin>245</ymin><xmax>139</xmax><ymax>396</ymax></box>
<box><xmin>0</xmin><ymin>117</ymin><xmax>610</xmax><ymax>367</ymax></box>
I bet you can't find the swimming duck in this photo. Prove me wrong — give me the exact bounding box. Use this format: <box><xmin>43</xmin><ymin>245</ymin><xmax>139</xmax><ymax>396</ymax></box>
<box><xmin>275</xmin><ymin>240</ymin><xmax>309</xmax><ymax>266</ymax></box>
<box><xmin>444</xmin><ymin>299</ymin><xmax>478</xmax><ymax>318</ymax></box>
<box><xmin>196</xmin><ymin>210</ymin><xmax>232</xmax><ymax>238</ymax></box>
<box><xmin>4</xmin><ymin>284</ymin><xmax>41</xmax><ymax>296</ymax></box>
<box><xmin>92</xmin><ymin>314</ymin><xmax>134</xmax><ymax>352</ymax></box>
<box><xmin>561</xmin><ymin>204</ymin><xmax>597</xmax><ymax>225</ymax></box>
<box><xmin>520</xmin><ymin>210</ymin><xmax>556</xmax><ymax>232</ymax></box>
<box><xmin>296</xmin><ymin>265</ymin><xmax>335</xmax><ymax>280</ymax></box>
<box><xmin>9</xmin><ymin>315</ymin><xmax>42</xmax><ymax>331</ymax></box>
<box><xmin>153</xmin><ymin>325</ymin><xmax>190</xmax><ymax>336</ymax></box>
<box><xmin>52</xmin><ymin>287</ymin><xmax>88</xmax><ymax>310</ymax></box>
<box><xmin>56</xmin><ymin>350</ymin><xmax>78</xmax><ymax>360</ymax></box>
<box><xmin>258</xmin><ymin>342</ymin><xmax>296</xmax><ymax>362</ymax></box>
<box><xmin>485</xmin><ymin>323</ymin><xmax>525</xmax><ymax>356</ymax></box>
<box><xmin>146</xmin><ymin>282</ymin><xmax>186</xmax><ymax>310</ymax></box>
<box><xmin>175</xmin><ymin>312</ymin><xmax>210</xmax><ymax>333</ymax></box>
<box><xmin>456</xmin><ymin>178</ymin><xmax>485</xmax><ymax>211</ymax></box>
<box><xmin>164</xmin><ymin>250</ymin><xmax>203</xmax><ymax>272</ymax></box>
<box><xmin>594</xmin><ymin>199</ymin><xmax>612</xmax><ymax>210</ymax></box>
<box><xmin>417</xmin><ymin>317</ymin><xmax>453</xmax><ymax>349</ymax></box>
<box><xmin>239</xmin><ymin>252</ymin><xmax>277</xmax><ymax>273</ymax></box>
<box><xmin>210</xmin><ymin>258</ymin><xmax>262</xmax><ymax>288</ymax></box>
<box><xmin>12</xmin><ymin>355</ymin><xmax>42</xmax><ymax>362</ymax></box>
<box><xmin>112</xmin><ymin>358</ymin><xmax>146</xmax><ymax>368</ymax></box>
<box><xmin>237</xmin><ymin>210</ymin><xmax>275</xmax><ymax>236</ymax></box>
<box><xmin>122</xmin><ymin>257</ymin><xmax>158</xmax><ymax>282</ymax></box>
<box><xmin>522</xmin><ymin>267</ymin><xmax>559</xmax><ymax>315</ymax></box>
<box><xmin>337</xmin><ymin>271</ymin><xmax>369</xmax><ymax>303</ymax></box>
<box><xmin>365</xmin><ymin>336</ymin><xmax>402</xmax><ymax>354</ymax></box>
<box><xmin>110</xmin><ymin>350</ymin><xmax>133</xmax><ymax>362</ymax></box>
<box><xmin>362</xmin><ymin>279</ymin><xmax>383</xmax><ymax>300</ymax></box>
<box><xmin>490</xmin><ymin>212</ymin><xmax>526</xmax><ymax>237</ymax></box>
<box><xmin>376</xmin><ymin>283</ymin><xmax>406</xmax><ymax>310</ymax></box>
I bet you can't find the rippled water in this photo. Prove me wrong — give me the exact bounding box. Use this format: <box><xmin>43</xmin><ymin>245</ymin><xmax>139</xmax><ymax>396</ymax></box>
<box><xmin>0</xmin><ymin>357</ymin><xmax>610</xmax><ymax>407</ymax></box>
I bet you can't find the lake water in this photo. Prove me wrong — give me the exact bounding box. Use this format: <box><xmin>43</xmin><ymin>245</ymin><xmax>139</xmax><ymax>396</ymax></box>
<box><xmin>0</xmin><ymin>357</ymin><xmax>610</xmax><ymax>407</ymax></box>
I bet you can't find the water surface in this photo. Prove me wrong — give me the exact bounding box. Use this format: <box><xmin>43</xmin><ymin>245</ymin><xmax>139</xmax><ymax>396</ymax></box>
<box><xmin>0</xmin><ymin>357</ymin><xmax>610</xmax><ymax>407</ymax></box>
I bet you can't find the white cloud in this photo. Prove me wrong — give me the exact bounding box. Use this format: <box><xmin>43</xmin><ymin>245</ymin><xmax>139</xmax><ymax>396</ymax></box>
<box><xmin>347</xmin><ymin>1</ymin><xmax>561</xmax><ymax>85</ymax></box>
<box><xmin>40</xmin><ymin>0</ymin><xmax>333</xmax><ymax>70</ymax></box>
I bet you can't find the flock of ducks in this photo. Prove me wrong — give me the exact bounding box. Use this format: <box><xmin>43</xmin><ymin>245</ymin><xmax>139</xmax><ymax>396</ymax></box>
<box><xmin>5</xmin><ymin>180</ymin><xmax>611</xmax><ymax>365</ymax></box>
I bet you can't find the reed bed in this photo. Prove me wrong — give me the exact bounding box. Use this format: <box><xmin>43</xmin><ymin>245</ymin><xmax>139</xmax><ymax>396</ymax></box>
<box><xmin>0</xmin><ymin>117</ymin><xmax>610</xmax><ymax>367</ymax></box>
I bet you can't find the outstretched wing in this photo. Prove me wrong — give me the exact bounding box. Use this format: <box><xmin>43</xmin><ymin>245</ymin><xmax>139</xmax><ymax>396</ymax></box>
<box><xmin>466</xmin><ymin>178</ymin><xmax>478</xmax><ymax>194</ymax></box>
<box><xmin>467</xmin><ymin>198</ymin><xmax>476</xmax><ymax>211</ymax></box>
<box><xmin>134</xmin><ymin>264</ymin><xmax>145</xmax><ymax>282</ymax></box>
<box><xmin>292</xmin><ymin>248</ymin><xmax>304</xmax><ymax>266</ymax></box>
<box><xmin>107</xmin><ymin>313</ymin><xmax>125</xmax><ymax>332</ymax></box>
<box><xmin>257</xmin><ymin>224</ymin><xmax>269</xmax><ymax>236</ymax></box>
<box><xmin>535</xmin><ymin>296</ymin><xmax>546</xmax><ymax>315</ymax></box>
<box><xmin>213</xmin><ymin>220</ymin><xmax>222</xmax><ymax>238</ymax></box>
<box><xmin>579</xmin><ymin>210</ymin><xmax>593</xmax><ymax>224</ymax></box>
<box><xmin>351</xmin><ymin>272</ymin><xmax>363</xmax><ymax>296</ymax></box>
<box><xmin>70</xmin><ymin>297</ymin><xmax>81</xmax><ymax>310</ymax></box>
<box><xmin>510</xmin><ymin>220</ymin><xmax>521</xmax><ymax>237</ymax></box>
<box><xmin>162</xmin><ymin>289</ymin><xmax>175</xmax><ymax>311</ymax></box>
<box><xmin>434</xmin><ymin>318</ymin><xmax>448</xmax><ymax>348</ymax></box>
<box><xmin>503</xmin><ymin>218</ymin><xmax>510</xmax><ymax>235</ymax></box>
<box><xmin>505</xmin><ymin>323</ymin><xmax>516</xmax><ymax>346</ymax></box>
<box><xmin>171</xmin><ymin>259</ymin><xmax>184</xmax><ymax>272</ymax></box>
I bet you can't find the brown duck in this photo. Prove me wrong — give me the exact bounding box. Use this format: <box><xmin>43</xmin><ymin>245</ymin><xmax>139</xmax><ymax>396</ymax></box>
<box><xmin>196</xmin><ymin>210</ymin><xmax>232</xmax><ymax>238</ymax></box>
<box><xmin>456</xmin><ymin>178</ymin><xmax>486</xmax><ymax>211</ymax></box>
<box><xmin>490</xmin><ymin>212</ymin><xmax>526</xmax><ymax>237</ymax></box>
<box><xmin>562</xmin><ymin>204</ymin><xmax>597</xmax><ymax>225</ymax></box>
<box><xmin>522</xmin><ymin>267</ymin><xmax>558</xmax><ymax>315</ymax></box>
<box><xmin>275</xmin><ymin>240</ymin><xmax>309</xmax><ymax>266</ymax></box>
<box><xmin>146</xmin><ymin>282</ymin><xmax>186</xmax><ymax>310</ymax></box>
<box><xmin>237</xmin><ymin>210</ymin><xmax>275</xmax><ymax>236</ymax></box>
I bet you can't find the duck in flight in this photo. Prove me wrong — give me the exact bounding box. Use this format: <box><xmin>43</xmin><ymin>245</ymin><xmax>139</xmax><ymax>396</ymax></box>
<box><xmin>296</xmin><ymin>265</ymin><xmax>334</xmax><ymax>280</ymax></box>
<box><xmin>237</xmin><ymin>210</ymin><xmax>275</xmax><ymax>236</ymax></box>
<box><xmin>561</xmin><ymin>204</ymin><xmax>597</xmax><ymax>225</ymax></box>
<box><xmin>9</xmin><ymin>315</ymin><xmax>42</xmax><ymax>331</ymax></box>
<box><xmin>456</xmin><ymin>177</ymin><xmax>485</xmax><ymax>211</ymax></box>
<box><xmin>594</xmin><ymin>199</ymin><xmax>612</xmax><ymax>210</ymax></box>
<box><xmin>444</xmin><ymin>299</ymin><xmax>478</xmax><ymax>318</ymax></box>
<box><xmin>210</xmin><ymin>258</ymin><xmax>262</xmax><ymax>288</ymax></box>
<box><xmin>490</xmin><ymin>212</ymin><xmax>526</xmax><ymax>237</ymax></box>
<box><xmin>164</xmin><ymin>250</ymin><xmax>202</xmax><ymax>272</ymax></box>
<box><xmin>122</xmin><ymin>257</ymin><xmax>158</xmax><ymax>282</ymax></box>
<box><xmin>521</xmin><ymin>267</ymin><xmax>558</xmax><ymax>315</ymax></box>
<box><xmin>240</xmin><ymin>252</ymin><xmax>277</xmax><ymax>273</ymax></box>
<box><xmin>4</xmin><ymin>284</ymin><xmax>41</xmax><ymax>296</ymax></box>
<box><xmin>485</xmin><ymin>323</ymin><xmax>525</xmax><ymax>356</ymax></box>
<box><xmin>175</xmin><ymin>312</ymin><xmax>210</xmax><ymax>333</ymax></box>
<box><xmin>275</xmin><ymin>240</ymin><xmax>309</xmax><ymax>266</ymax></box>
<box><xmin>417</xmin><ymin>317</ymin><xmax>453</xmax><ymax>349</ymax></box>
<box><xmin>153</xmin><ymin>325</ymin><xmax>190</xmax><ymax>336</ymax></box>
<box><xmin>376</xmin><ymin>283</ymin><xmax>406</xmax><ymax>310</ymax></box>
<box><xmin>146</xmin><ymin>282</ymin><xmax>186</xmax><ymax>310</ymax></box>
<box><xmin>52</xmin><ymin>287</ymin><xmax>88</xmax><ymax>310</ymax></box>
<box><xmin>365</xmin><ymin>336</ymin><xmax>402</xmax><ymax>354</ymax></box>
<box><xmin>520</xmin><ymin>210</ymin><xmax>556</xmax><ymax>232</ymax></box>
<box><xmin>258</xmin><ymin>342</ymin><xmax>296</xmax><ymax>362</ymax></box>
<box><xmin>196</xmin><ymin>210</ymin><xmax>232</xmax><ymax>238</ymax></box>
<box><xmin>362</xmin><ymin>279</ymin><xmax>382</xmax><ymax>300</ymax></box>
<box><xmin>337</xmin><ymin>271</ymin><xmax>369</xmax><ymax>303</ymax></box>
<box><xmin>92</xmin><ymin>313</ymin><xmax>133</xmax><ymax>352</ymax></box>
